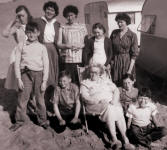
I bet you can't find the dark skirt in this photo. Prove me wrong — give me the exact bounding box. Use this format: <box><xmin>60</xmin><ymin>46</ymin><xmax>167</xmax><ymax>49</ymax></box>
<box><xmin>112</xmin><ymin>53</ymin><xmax>135</xmax><ymax>87</ymax></box>
<box><xmin>45</xmin><ymin>43</ymin><xmax>59</xmax><ymax>86</ymax></box>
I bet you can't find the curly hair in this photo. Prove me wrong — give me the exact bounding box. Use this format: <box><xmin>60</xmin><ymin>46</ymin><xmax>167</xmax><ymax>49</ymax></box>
<box><xmin>63</xmin><ymin>5</ymin><xmax>79</xmax><ymax>18</ymax></box>
<box><xmin>43</xmin><ymin>1</ymin><xmax>59</xmax><ymax>16</ymax></box>
<box><xmin>115</xmin><ymin>13</ymin><xmax>131</xmax><ymax>25</ymax></box>
<box><xmin>88</xmin><ymin>64</ymin><xmax>105</xmax><ymax>76</ymax></box>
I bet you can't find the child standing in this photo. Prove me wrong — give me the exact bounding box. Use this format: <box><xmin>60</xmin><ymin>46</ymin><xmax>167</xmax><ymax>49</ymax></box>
<box><xmin>119</xmin><ymin>74</ymin><xmax>138</xmax><ymax>113</ymax></box>
<box><xmin>10</xmin><ymin>22</ymin><xmax>49</xmax><ymax>131</ymax></box>
<box><xmin>126</xmin><ymin>87</ymin><xmax>167</xmax><ymax>149</ymax></box>
<box><xmin>53</xmin><ymin>71</ymin><xmax>81</xmax><ymax>126</ymax></box>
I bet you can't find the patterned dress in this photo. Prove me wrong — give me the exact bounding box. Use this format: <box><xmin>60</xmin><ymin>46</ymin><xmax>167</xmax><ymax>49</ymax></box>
<box><xmin>110</xmin><ymin>28</ymin><xmax>139</xmax><ymax>86</ymax></box>
<box><xmin>59</xmin><ymin>23</ymin><xmax>87</xmax><ymax>84</ymax></box>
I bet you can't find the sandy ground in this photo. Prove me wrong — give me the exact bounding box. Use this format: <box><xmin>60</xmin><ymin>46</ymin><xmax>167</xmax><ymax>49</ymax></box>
<box><xmin>0</xmin><ymin>0</ymin><xmax>167</xmax><ymax>150</ymax></box>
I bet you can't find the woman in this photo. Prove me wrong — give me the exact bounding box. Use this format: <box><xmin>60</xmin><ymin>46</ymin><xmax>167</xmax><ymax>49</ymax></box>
<box><xmin>83</xmin><ymin>23</ymin><xmax>112</xmax><ymax>68</ymax></box>
<box><xmin>80</xmin><ymin>64</ymin><xmax>135</xmax><ymax>150</ymax></box>
<box><xmin>35</xmin><ymin>1</ymin><xmax>60</xmax><ymax>87</ymax></box>
<box><xmin>110</xmin><ymin>13</ymin><xmax>139</xmax><ymax>87</ymax></box>
<box><xmin>57</xmin><ymin>5</ymin><xmax>87</xmax><ymax>84</ymax></box>
<box><xmin>2</xmin><ymin>5</ymin><xmax>33</xmax><ymax>90</ymax></box>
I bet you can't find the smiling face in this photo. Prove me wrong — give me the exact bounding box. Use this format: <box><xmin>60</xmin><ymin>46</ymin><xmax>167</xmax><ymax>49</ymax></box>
<box><xmin>16</xmin><ymin>9</ymin><xmax>28</xmax><ymax>25</ymax></box>
<box><xmin>44</xmin><ymin>6</ymin><xmax>56</xmax><ymax>21</ymax></box>
<box><xmin>59</xmin><ymin>76</ymin><xmax>71</xmax><ymax>89</ymax></box>
<box><xmin>117</xmin><ymin>19</ymin><xmax>127</xmax><ymax>31</ymax></box>
<box><xmin>93</xmin><ymin>28</ymin><xmax>104</xmax><ymax>39</ymax></box>
<box><xmin>66</xmin><ymin>12</ymin><xmax>77</xmax><ymax>25</ymax></box>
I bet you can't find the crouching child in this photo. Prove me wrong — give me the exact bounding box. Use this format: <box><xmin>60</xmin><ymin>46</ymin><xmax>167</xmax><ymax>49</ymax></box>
<box><xmin>10</xmin><ymin>22</ymin><xmax>49</xmax><ymax>131</ymax></box>
<box><xmin>126</xmin><ymin>87</ymin><xmax>167</xmax><ymax>149</ymax></box>
<box><xmin>53</xmin><ymin>71</ymin><xmax>81</xmax><ymax>127</ymax></box>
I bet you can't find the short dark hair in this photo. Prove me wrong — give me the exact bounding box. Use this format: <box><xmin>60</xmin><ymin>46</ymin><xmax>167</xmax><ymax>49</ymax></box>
<box><xmin>59</xmin><ymin>70</ymin><xmax>71</xmax><ymax>79</ymax></box>
<box><xmin>63</xmin><ymin>5</ymin><xmax>79</xmax><ymax>18</ymax></box>
<box><xmin>92</xmin><ymin>22</ymin><xmax>106</xmax><ymax>33</ymax></box>
<box><xmin>15</xmin><ymin>5</ymin><xmax>33</xmax><ymax>23</ymax></box>
<box><xmin>43</xmin><ymin>1</ymin><xmax>59</xmax><ymax>16</ymax></box>
<box><xmin>138</xmin><ymin>87</ymin><xmax>152</xmax><ymax>98</ymax></box>
<box><xmin>115</xmin><ymin>13</ymin><xmax>131</xmax><ymax>25</ymax></box>
<box><xmin>26</xmin><ymin>22</ymin><xmax>39</xmax><ymax>32</ymax></box>
<box><xmin>122</xmin><ymin>74</ymin><xmax>135</xmax><ymax>81</ymax></box>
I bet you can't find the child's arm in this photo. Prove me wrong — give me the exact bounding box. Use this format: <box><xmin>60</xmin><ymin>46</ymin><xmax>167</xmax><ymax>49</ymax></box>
<box><xmin>53</xmin><ymin>103</ymin><xmax>65</xmax><ymax>125</ymax></box>
<box><xmin>14</xmin><ymin>43</ymin><xmax>24</xmax><ymax>90</ymax></box>
<box><xmin>53</xmin><ymin>89</ymin><xmax>66</xmax><ymax>126</ymax></box>
<box><xmin>71</xmin><ymin>100</ymin><xmax>81</xmax><ymax>124</ymax></box>
<box><xmin>41</xmin><ymin>46</ymin><xmax>49</xmax><ymax>92</ymax></box>
<box><xmin>151</xmin><ymin>115</ymin><xmax>159</xmax><ymax>128</ymax></box>
<box><xmin>71</xmin><ymin>86</ymin><xmax>81</xmax><ymax>124</ymax></box>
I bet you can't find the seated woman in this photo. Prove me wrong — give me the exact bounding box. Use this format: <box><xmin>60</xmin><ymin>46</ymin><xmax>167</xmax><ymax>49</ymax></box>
<box><xmin>80</xmin><ymin>64</ymin><xmax>135</xmax><ymax>150</ymax></box>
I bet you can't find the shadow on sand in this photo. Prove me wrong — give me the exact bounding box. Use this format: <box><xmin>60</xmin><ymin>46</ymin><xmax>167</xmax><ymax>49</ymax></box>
<box><xmin>0</xmin><ymin>78</ymin><xmax>17</xmax><ymax>122</ymax></box>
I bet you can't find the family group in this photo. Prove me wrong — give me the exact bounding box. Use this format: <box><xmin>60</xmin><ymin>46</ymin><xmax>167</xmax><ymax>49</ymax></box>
<box><xmin>2</xmin><ymin>1</ymin><xmax>167</xmax><ymax>149</ymax></box>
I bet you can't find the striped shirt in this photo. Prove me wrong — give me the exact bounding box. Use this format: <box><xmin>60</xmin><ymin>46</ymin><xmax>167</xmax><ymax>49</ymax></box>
<box><xmin>60</xmin><ymin>23</ymin><xmax>87</xmax><ymax>63</ymax></box>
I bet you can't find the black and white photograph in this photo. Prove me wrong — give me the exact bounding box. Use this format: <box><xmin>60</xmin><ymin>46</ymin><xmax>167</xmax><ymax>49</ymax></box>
<box><xmin>0</xmin><ymin>0</ymin><xmax>167</xmax><ymax>150</ymax></box>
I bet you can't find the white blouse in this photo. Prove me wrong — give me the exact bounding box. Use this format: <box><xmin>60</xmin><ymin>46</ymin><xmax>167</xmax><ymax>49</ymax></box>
<box><xmin>42</xmin><ymin>16</ymin><xmax>56</xmax><ymax>43</ymax></box>
<box><xmin>90</xmin><ymin>37</ymin><xmax>106</xmax><ymax>65</ymax></box>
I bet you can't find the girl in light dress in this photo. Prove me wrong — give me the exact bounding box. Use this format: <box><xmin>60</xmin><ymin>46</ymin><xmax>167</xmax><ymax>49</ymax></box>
<box><xmin>57</xmin><ymin>5</ymin><xmax>87</xmax><ymax>84</ymax></box>
<box><xmin>2</xmin><ymin>5</ymin><xmax>32</xmax><ymax>90</ymax></box>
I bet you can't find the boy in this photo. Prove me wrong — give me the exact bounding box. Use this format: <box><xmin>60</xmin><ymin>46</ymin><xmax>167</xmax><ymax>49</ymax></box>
<box><xmin>10</xmin><ymin>22</ymin><xmax>49</xmax><ymax>131</ymax></box>
<box><xmin>126</xmin><ymin>87</ymin><xmax>167</xmax><ymax>149</ymax></box>
<box><xmin>53</xmin><ymin>71</ymin><xmax>81</xmax><ymax>126</ymax></box>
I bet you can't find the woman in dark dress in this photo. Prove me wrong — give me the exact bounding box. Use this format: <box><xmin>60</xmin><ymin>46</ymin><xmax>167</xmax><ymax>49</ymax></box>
<box><xmin>110</xmin><ymin>13</ymin><xmax>139</xmax><ymax>87</ymax></box>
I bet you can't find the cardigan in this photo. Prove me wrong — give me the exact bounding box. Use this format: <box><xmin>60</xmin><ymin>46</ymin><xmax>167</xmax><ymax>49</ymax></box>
<box><xmin>34</xmin><ymin>17</ymin><xmax>60</xmax><ymax>46</ymax></box>
<box><xmin>83</xmin><ymin>36</ymin><xmax>113</xmax><ymax>66</ymax></box>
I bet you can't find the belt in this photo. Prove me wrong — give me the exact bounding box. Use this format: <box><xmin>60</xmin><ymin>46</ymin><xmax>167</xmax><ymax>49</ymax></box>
<box><xmin>21</xmin><ymin>66</ymin><xmax>33</xmax><ymax>81</ymax></box>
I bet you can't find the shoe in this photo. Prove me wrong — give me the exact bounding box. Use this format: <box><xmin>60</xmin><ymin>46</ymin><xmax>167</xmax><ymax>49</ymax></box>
<box><xmin>124</xmin><ymin>143</ymin><xmax>135</xmax><ymax>150</ymax></box>
<box><xmin>9</xmin><ymin>123</ymin><xmax>23</xmax><ymax>131</ymax></box>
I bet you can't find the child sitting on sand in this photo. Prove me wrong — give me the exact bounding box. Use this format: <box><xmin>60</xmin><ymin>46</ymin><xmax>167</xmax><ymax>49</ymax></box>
<box><xmin>119</xmin><ymin>74</ymin><xmax>138</xmax><ymax>113</ymax></box>
<box><xmin>53</xmin><ymin>71</ymin><xmax>81</xmax><ymax>126</ymax></box>
<box><xmin>126</xmin><ymin>87</ymin><xmax>167</xmax><ymax>149</ymax></box>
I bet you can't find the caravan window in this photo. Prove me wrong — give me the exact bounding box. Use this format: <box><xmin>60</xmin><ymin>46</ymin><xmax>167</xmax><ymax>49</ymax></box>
<box><xmin>85</xmin><ymin>13</ymin><xmax>90</xmax><ymax>24</ymax></box>
<box><xmin>138</xmin><ymin>15</ymin><xmax>156</xmax><ymax>34</ymax></box>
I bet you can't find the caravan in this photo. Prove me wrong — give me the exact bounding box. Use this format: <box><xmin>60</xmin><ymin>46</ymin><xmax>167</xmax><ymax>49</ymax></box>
<box><xmin>137</xmin><ymin>0</ymin><xmax>167</xmax><ymax>79</ymax></box>
<box><xmin>84</xmin><ymin>0</ymin><xmax>145</xmax><ymax>44</ymax></box>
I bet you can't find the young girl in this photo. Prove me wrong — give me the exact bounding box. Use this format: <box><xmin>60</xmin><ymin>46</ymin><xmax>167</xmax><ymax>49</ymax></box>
<box><xmin>83</xmin><ymin>23</ymin><xmax>112</xmax><ymax>68</ymax></box>
<box><xmin>57</xmin><ymin>5</ymin><xmax>87</xmax><ymax>84</ymax></box>
<box><xmin>2</xmin><ymin>5</ymin><xmax>32</xmax><ymax>90</ymax></box>
<box><xmin>119</xmin><ymin>74</ymin><xmax>138</xmax><ymax>113</ymax></box>
<box><xmin>126</xmin><ymin>87</ymin><xmax>167</xmax><ymax>149</ymax></box>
